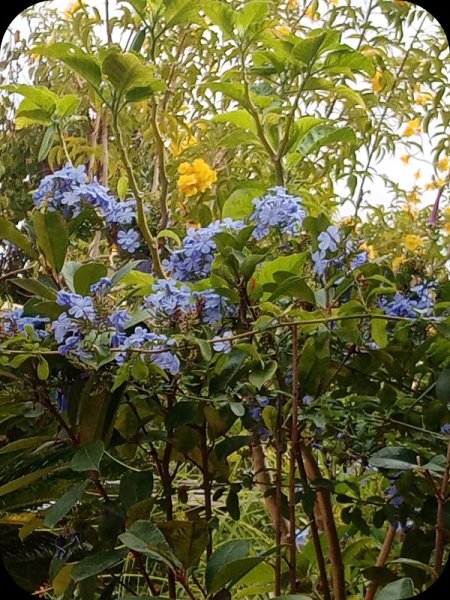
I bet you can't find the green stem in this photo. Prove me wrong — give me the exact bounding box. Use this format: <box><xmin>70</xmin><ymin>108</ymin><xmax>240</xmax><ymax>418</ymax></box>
<box><xmin>112</xmin><ymin>112</ymin><xmax>166</xmax><ymax>278</ymax></box>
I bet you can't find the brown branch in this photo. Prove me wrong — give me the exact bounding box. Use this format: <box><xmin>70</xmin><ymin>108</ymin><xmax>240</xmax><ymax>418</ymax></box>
<box><xmin>289</xmin><ymin>325</ymin><xmax>299</xmax><ymax>593</ymax></box>
<box><xmin>364</xmin><ymin>523</ymin><xmax>397</xmax><ymax>600</ymax></box>
<box><xmin>434</xmin><ymin>437</ymin><xmax>450</xmax><ymax>578</ymax></box>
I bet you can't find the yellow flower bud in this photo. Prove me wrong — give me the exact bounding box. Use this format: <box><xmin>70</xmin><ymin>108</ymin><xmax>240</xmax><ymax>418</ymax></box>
<box><xmin>404</xmin><ymin>234</ymin><xmax>423</xmax><ymax>251</ymax></box>
<box><xmin>402</xmin><ymin>118</ymin><xmax>421</xmax><ymax>137</ymax></box>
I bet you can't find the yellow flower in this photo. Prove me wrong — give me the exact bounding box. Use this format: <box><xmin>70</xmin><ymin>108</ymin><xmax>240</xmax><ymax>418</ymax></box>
<box><xmin>288</xmin><ymin>0</ymin><xmax>298</xmax><ymax>9</ymax></box>
<box><xmin>407</xmin><ymin>191</ymin><xmax>420</xmax><ymax>204</ymax></box>
<box><xmin>402</xmin><ymin>118</ymin><xmax>421</xmax><ymax>137</ymax></box>
<box><xmin>436</xmin><ymin>177</ymin><xmax>446</xmax><ymax>187</ymax></box>
<box><xmin>64</xmin><ymin>0</ymin><xmax>82</xmax><ymax>19</ymax></box>
<box><xmin>438</xmin><ymin>156</ymin><xmax>449</xmax><ymax>171</ymax></box>
<box><xmin>401</xmin><ymin>154</ymin><xmax>410</xmax><ymax>165</ymax></box>
<box><xmin>330</xmin><ymin>0</ymin><xmax>339</xmax><ymax>5</ymax></box>
<box><xmin>359</xmin><ymin>242</ymin><xmax>376</xmax><ymax>260</ymax></box>
<box><xmin>444</xmin><ymin>207</ymin><xmax>450</xmax><ymax>219</ymax></box>
<box><xmin>415</xmin><ymin>93</ymin><xmax>433</xmax><ymax>106</ymax></box>
<box><xmin>362</xmin><ymin>48</ymin><xmax>378</xmax><ymax>57</ymax></box>
<box><xmin>392</xmin><ymin>256</ymin><xmax>406</xmax><ymax>272</ymax></box>
<box><xmin>273</xmin><ymin>25</ymin><xmax>291</xmax><ymax>38</ymax></box>
<box><xmin>371</xmin><ymin>71</ymin><xmax>383</xmax><ymax>93</ymax></box>
<box><xmin>425</xmin><ymin>182</ymin><xmax>437</xmax><ymax>191</ymax></box>
<box><xmin>305</xmin><ymin>6</ymin><xmax>316</xmax><ymax>19</ymax></box>
<box><xmin>443</xmin><ymin>223</ymin><xmax>450</xmax><ymax>235</ymax></box>
<box><xmin>177</xmin><ymin>159</ymin><xmax>217</xmax><ymax>197</ymax></box>
<box><xmin>404</xmin><ymin>234</ymin><xmax>423</xmax><ymax>251</ymax></box>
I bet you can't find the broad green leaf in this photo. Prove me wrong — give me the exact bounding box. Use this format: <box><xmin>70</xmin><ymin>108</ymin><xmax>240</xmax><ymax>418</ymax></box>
<box><xmin>268</xmin><ymin>276</ymin><xmax>315</xmax><ymax>305</ymax></box>
<box><xmin>203</xmin><ymin>2</ymin><xmax>236</xmax><ymax>38</ymax></box>
<box><xmin>291</xmin><ymin>31</ymin><xmax>327</xmax><ymax>65</ymax></box>
<box><xmin>0</xmin><ymin>216</ymin><xmax>37</xmax><ymax>259</ymax></box>
<box><xmin>11</xmin><ymin>278</ymin><xmax>56</xmax><ymax>300</ymax></box>
<box><xmin>1</xmin><ymin>83</ymin><xmax>58</xmax><ymax>114</ymax></box>
<box><xmin>118</xmin><ymin>520</ymin><xmax>180</xmax><ymax>568</ymax></box>
<box><xmin>164</xmin><ymin>0</ymin><xmax>200</xmax><ymax>27</ymax></box>
<box><xmin>35</xmin><ymin>43</ymin><xmax>102</xmax><ymax>88</ymax></box>
<box><xmin>374</xmin><ymin>577</ymin><xmax>415</xmax><ymax>600</ymax></box>
<box><xmin>436</xmin><ymin>369</ymin><xmax>450</xmax><ymax>402</ymax></box>
<box><xmin>249</xmin><ymin>360</ymin><xmax>277</xmax><ymax>389</ymax></box>
<box><xmin>56</xmin><ymin>94</ymin><xmax>81</xmax><ymax>118</ymax></box>
<box><xmin>110</xmin><ymin>260</ymin><xmax>144</xmax><ymax>287</ymax></box>
<box><xmin>71</xmin><ymin>440</ymin><xmax>105</xmax><ymax>472</ymax></box>
<box><xmin>255</xmin><ymin>253</ymin><xmax>307</xmax><ymax>287</ymax></box>
<box><xmin>324</xmin><ymin>49</ymin><xmax>376</xmax><ymax>77</ymax></box>
<box><xmin>209</xmin><ymin>556</ymin><xmax>265</xmax><ymax>594</ymax></box>
<box><xmin>159</xmin><ymin>520</ymin><xmax>209</xmax><ymax>569</ymax></box>
<box><xmin>213</xmin><ymin>110</ymin><xmax>257</xmax><ymax>134</ymax></box>
<box><xmin>73</xmin><ymin>263</ymin><xmax>108</xmax><ymax>295</ymax></box>
<box><xmin>32</xmin><ymin>211</ymin><xmax>69</xmax><ymax>273</ymax></box>
<box><xmin>45</xmin><ymin>480</ymin><xmax>88</xmax><ymax>528</ymax></box>
<box><xmin>210</xmin><ymin>350</ymin><xmax>247</xmax><ymax>394</ymax></box>
<box><xmin>37</xmin><ymin>356</ymin><xmax>50</xmax><ymax>381</ymax></box>
<box><xmin>222</xmin><ymin>187</ymin><xmax>264</xmax><ymax>220</ymax></box>
<box><xmin>102</xmin><ymin>53</ymin><xmax>165</xmax><ymax>100</ymax></box>
<box><xmin>205</xmin><ymin>540</ymin><xmax>251</xmax><ymax>593</ymax></box>
<box><xmin>368</xmin><ymin>447</ymin><xmax>418</xmax><ymax>470</ymax></box>
<box><xmin>215</xmin><ymin>436</ymin><xmax>250</xmax><ymax>461</ymax></box>
<box><xmin>119</xmin><ymin>471</ymin><xmax>154</xmax><ymax>510</ymax></box>
<box><xmin>0</xmin><ymin>436</ymin><xmax>52</xmax><ymax>455</ymax></box>
<box><xmin>371</xmin><ymin>316</ymin><xmax>389</xmax><ymax>348</ymax></box>
<box><xmin>72</xmin><ymin>550</ymin><xmax>127</xmax><ymax>582</ymax></box>
<box><xmin>157</xmin><ymin>229</ymin><xmax>181</xmax><ymax>246</ymax></box>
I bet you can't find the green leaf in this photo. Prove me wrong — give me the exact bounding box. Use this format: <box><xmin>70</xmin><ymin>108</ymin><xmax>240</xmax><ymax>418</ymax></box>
<box><xmin>0</xmin><ymin>466</ymin><xmax>60</xmax><ymax>498</ymax></box>
<box><xmin>291</xmin><ymin>31</ymin><xmax>327</xmax><ymax>65</ymax></box>
<box><xmin>205</xmin><ymin>540</ymin><xmax>251</xmax><ymax>593</ymax></box>
<box><xmin>374</xmin><ymin>577</ymin><xmax>415</xmax><ymax>600</ymax></box>
<box><xmin>159</xmin><ymin>520</ymin><xmax>208</xmax><ymax>569</ymax></box>
<box><xmin>102</xmin><ymin>53</ymin><xmax>164</xmax><ymax>99</ymax></box>
<box><xmin>35</xmin><ymin>43</ymin><xmax>102</xmax><ymax>88</ymax></box>
<box><xmin>255</xmin><ymin>253</ymin><xmax>307</xmax><ymax>287</ymax></box>
<box><xmin>297</xmin><ymin>124</ymin><xmax>357</xmax><ymax>156</ymax></box>
<box><xmin>117</xmin><ymin>176</ymin><xmax>129</xmax><ymax>200</ymax></box>
<box><xmin>273</xmin><ymin>596</ymin><xmax>313</xmax><ymax>599</ymax></box>
<box><xmin>213</xmin><ymin>110</ymin><xmax>257</xmax><ymax>133</ymax></box>
<box><xmin>38</xmin><ymin>125</ymin><xmax>56</xmax><ymax>162</ymax></box>
<box><xmin>210</xmin><ymin>556</ymin><xmax>265</xmax><ymax>594</ymax></box>
<box><xmin>110</xmin><ymin>260</ymin><xmax>144</xmax><ymax>287</ymax></box>
<box><xmin>0</xmin><ymin>216</ymin><xmax>38</xmax><ymax>259</ymax></box>
<box><xmin>210</xmin><ymin>350</ymin><xmax>247</xmax><ymax>394</ymax></box>
<box><xmin>369</xmin><ymin>447</ymin><xmax>418</xmax><ymax>470</ymax></box>
<box><xmin>56</xmin><ymin>94</ymin><xmax>81</xmax><ymax>118</ymax></box>
<box><xmin>2</xmin><ymin>83</ymin><xmax>58</xmax><ymax>115</ymax></box>
<box><xmin>37</xmin><ymin>356</ymin><xmax>50</xmax><ymax>381</ymax></box>
<box><xmin>118</xmin><ymin>520</ymin><xmax>180</xmax><ymax>569</ymax></box>
<box><xmin>249</xmin><ymin>360</ymin><xmax>277</xmax><ymax>389</ymax></box>
<box><xmin>11</xmin><ymin>278</ymin><xmax>56</xmax><ymax>300</ymax></box>
<box><xmin>72</xmin><ymin>550</ymin><xmax>127</xmax><ymax>582</ymax></box>
<box><xmin>436</xmin><ymin>369</ymin><xmax>450</xmax><ymax>402</ymax></box>
<box><xmin>45</xmin><ymin>480</ymin><xmax>88</xmax><ymax>528</ymax></box>
<box><xmin>32</xmin><ymin>211</ymin><xmax>69</xmax><ymax>273</ymax></box>
<box><xmin>157</xmin><ymin>229</ymin><xmax>182</xmax><ymax>246</ymax></box>
<box><xmin>164</xmin><ymin>0</ymin><xmax>200</xmax><ymax>27</ymax></box>
<box><xmin>222</xmin><ymin>187</ymin><xmax>264</xmax><ymax>220</ymax></box>
<box><xmin>71</xmin><ymin>441</ymin><xmax>105</xmax><ymax>473</ymax></box>
<box><xmin>119</xmin><ymin>471</ymin><xmax>154</xmax><ymax>511</ymax></box>
<box><xmin>371</xmin><ymin>316</ymin><xmax>389</xmax><ymax>348</ymax></box>
<box><xmin>73</xmin><ymin>263</ymin><xmax>108</xmax><ymax>295</ymax></box>
<box><xmin>215</xmin><ymin>436</ymin><xmax>250</xmax><ymax>461</ymax></box>
<box><xmin>0</xmin><ymin>436</ymin><xmax>52</xmax><ymax>454</ymax></box>
<box><xmin>268</xmin><ymin>276</ymin><xmax>315</xmax><ymax>305</ymax></box>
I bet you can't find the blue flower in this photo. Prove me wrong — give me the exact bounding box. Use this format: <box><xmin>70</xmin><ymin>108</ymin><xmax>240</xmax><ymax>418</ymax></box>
<box><xmin>311</xmin><ymin>250</ymin><xmax>329</xmax><ymax>276</ymax></box>
<box><xmin>108</xmin><ymin>309</ymin><xmax>131</xmax><ymax>331</ymax></box>
<box><xmin>295</xmin><ymin>527</ymin><xmax>310</xmax><ymax>548</ymax></box>
<box><xmin>90</xmin><ymin>277</ymin><xmax>112</xmax><ymax>296</ymax></box>
<box><xmin>212</xmin><ymin>331</ymin><xmax>233</xmax><ymax>353</ymax></box>
<box><xmin>318</xmin><ymin>225</ymin><xmax>340</xmax><ymax>253</ymax></box>
<box><xmin>55</xmin><ymin>389</ymin><xmax>69</xmax><ymax>413</ymax></box>
<box><xmin>303</xmin><ymin>395</ymin><xmax>313</xmax><ymax>406</ymax></box>
<box><xmin>1</xmin><ymin>309</ymin><xmax>48</xmax><ymax>337</ymax></box>
<box><xmin>67</xmin><ymin>295</ymin><xmax>96</xmax><ymax>321</ymax></box>
<box><xmin>145</xmin><ymin>279</ymin><xmax>192</xmax><ymax>317</ymax></box>
<box><xmin>441</xmin><ymin>424</ymin><xmax>450</xmax><ymax>435</ymax></box>
<box><xmin>251</xmin><ymin>187</ymin><xmax>306</xmax><ymax>240</ymax></box>
<box><xmin>351</xmin><ymin>251</ymin><xmax>368</xmax><ymax>269</ymax></box>
<box><xmin>51</xmin><ymin>312</ymin><xmax>78</xmax><ymax>343</ymax></box>
<box><xmin>117</xmin><ymin>229</ymin><xmax>140</xmax><ymax>253</ymax></box>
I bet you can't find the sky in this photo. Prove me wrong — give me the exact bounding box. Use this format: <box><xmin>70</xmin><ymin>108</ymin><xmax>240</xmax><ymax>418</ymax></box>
<box><xmin>1</xmin><ymin>0</ymin><xmax>449</xmax><ymax>218</ymax></box>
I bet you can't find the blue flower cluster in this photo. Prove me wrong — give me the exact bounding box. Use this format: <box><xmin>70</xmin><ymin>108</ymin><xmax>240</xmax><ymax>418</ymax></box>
<box><xmin>379</xmin><ymin>282</ymin><xmax>435</xmax><ymax>318</ymax></box>
<box><xmin>144</xmin><ymin>279</ymin><xmax>237</xmax><ymax>325</ymax></box>
<box><xmin>33</xmin><ymin>164</ymin><xmax>140</xmax><ymax>253</ymax></box>
<box><xmin>113</xmin><ymin>326</ymin><xmax>180</xmax><ymax>375</ymax></box>
<box><xmin>0</xmin><ymin>309</ymin><xmax>48</xmax><ymax>339</ymax></box>
<box><xmin>251</xmin><ymin>187</ymin><xmax>306</xmax><ymax>241</ymax></box>
<box><xmin>166</xmin><ymin>219</ymin><xmax>245</xmax><ymax>281</ymax></box>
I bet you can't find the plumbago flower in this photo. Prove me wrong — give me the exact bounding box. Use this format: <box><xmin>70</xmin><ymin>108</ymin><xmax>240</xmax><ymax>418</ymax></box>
<box><xmin>32</xmin><ymin>163</ymin><xmax>141</xmax><ymax>253</ymax></box>
<box><xmin>251</xmin><ymin>187</ymin><xmax>306</xmax><ymax>240</ymax></box>
<box><xmin>379</xmin><ymin>282</ymin><xmax>435</xmax><ymax>318</ymax></box>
